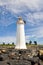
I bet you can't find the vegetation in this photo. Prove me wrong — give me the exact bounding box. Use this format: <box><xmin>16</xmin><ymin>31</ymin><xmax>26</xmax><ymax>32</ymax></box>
<box><xmin>29</xmin><ymin>40</ymin><xmax>32</xmax><ymax>45</ymax></box>
<box><xmin>0</xmin><ymin>41</ymin><xmax>43</xmax><ymax>48</ymax></box>
<box><xmin>12</xmin><ymin>42</ymin><xmax>14</xmax><ymax>45</ymax></box>
<box><xmin>34</xmin><ymin>41</ymin><xmax>37</xmax><ymax>45</ymax></box>
<box><xmin>26</xmin><ymin>40</ymin><xmax>37</xmax><ymax>46</ymax></box>
<box><xmin>0</xmin><ymin>43</ymin><xmax>15</xmax><ymax>47</ymax></box>
<box><xmin>3</xmin><ymin>42</ymin><xmax>5</xmax><ymax>45</ymax></box>
<box><xmin>26</xmin><ymin>42</ymin><xmax>28</xmax><ymax>45</ymax></box>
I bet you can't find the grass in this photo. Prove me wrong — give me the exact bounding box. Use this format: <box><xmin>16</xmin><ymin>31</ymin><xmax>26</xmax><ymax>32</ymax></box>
<box><xmin>0</xmin><ymin>44</ymin><xmax>15</xmax><ymax>46</ymax></box>
<box><xmin>0</xmin><ymin>44</ymin><xmax>43</xmax><ymax>48</ymax></box>
<box><xmin>0</xmin><ymin>44</ymin><xmax>15</xmax><ymax>49</ymax></box>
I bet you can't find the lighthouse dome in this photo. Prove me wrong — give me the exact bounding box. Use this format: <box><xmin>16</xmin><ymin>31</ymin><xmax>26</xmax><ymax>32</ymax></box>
<box><xmin>17</xmin><ymin>17</ymin><xmax>26</xmax><ymax>24</ymax></box>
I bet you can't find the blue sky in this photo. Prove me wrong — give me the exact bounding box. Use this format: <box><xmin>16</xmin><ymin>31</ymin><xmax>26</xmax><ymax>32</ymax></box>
<box><xmin>0</xmin><ymin>0</ymin><xmax>43</xmax><ymax>44</ymax></box>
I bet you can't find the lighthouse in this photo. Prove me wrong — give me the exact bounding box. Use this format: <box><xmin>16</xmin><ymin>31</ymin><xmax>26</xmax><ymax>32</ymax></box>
<box><xmin>15</xmin><ymin>17</ymin><xmax>27</xmax><ymax>49</ymax></box>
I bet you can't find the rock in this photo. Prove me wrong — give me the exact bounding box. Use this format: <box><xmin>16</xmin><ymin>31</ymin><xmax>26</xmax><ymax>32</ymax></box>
<box><xmin>1</xmin><ymin>49</ymin><xmax>6</xmax><ymax>53</ymax></box>
<box><xmin>0</xmin><ymin>56</ymin><xmax>3</xmax><ymax>61</ymax></box>
<box><xmin>16</xmin><ymin>57</ymin><xmax>20</xmax><ymax>60</ymax></box>
<box><xmin>8</xmin><ymin>60</ymin><xmax>31</xmax><ymax>65</ymax></box>
<box><xmin>39</xmin><ymin>55</ymin><xmax>43</xmax><ymax>60</ymax></box>
<box><xmin>28</xmin><ymin>56</ymin><xmax>39</xmax><ymax>63</ymax></box>
<box><xmin>0</xmin><ymin>49</ymin><xmax>43</xmax><ymax>65</ymax></box>
<box><xmin>7</xmin><ymin>62</ymin><xmax>11</xmax><ymax>65</ymax></box>
<box><xmin>0</xmin><ymin>61</ymin><xmax>8</xmax><ymax>65</ymax></box>
<box><xmin>0</xmin><ymin>54</ymin><xmax>9</xmax><ymax>61</ymax></box>
<box><xmin>0</xmin><ymin>51</ymin><xmax>2</xmax><ymax>54</ymax></box>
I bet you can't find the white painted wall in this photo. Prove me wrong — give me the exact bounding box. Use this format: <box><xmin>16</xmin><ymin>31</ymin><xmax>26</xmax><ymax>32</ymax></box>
<box><xmin>15</xmin><ymin>23</ymin><xmax>27</xmax><ymax>49</ymax></box>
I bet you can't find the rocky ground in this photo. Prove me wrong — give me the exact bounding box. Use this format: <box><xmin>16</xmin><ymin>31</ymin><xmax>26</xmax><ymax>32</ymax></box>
<box><xmin>0</xmin><ymin>46</ymin><xmax>43</xmax><ymax>65</ymax></box>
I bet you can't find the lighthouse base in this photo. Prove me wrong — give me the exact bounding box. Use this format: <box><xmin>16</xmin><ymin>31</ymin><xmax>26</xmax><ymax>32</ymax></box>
<box><xmin>15</xmin><ymin>46</ymin><xmax>27</xmax><ymax>49</ymax></box>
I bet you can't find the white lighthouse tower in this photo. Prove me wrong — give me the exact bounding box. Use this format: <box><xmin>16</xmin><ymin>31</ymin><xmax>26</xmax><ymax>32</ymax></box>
<box><xmin>15</xmin><ymin>17</ymin><xmax>27</xmax><ymax>49</ymax></box>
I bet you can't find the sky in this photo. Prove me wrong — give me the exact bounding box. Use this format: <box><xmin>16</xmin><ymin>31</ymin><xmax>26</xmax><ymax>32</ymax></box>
<box><xmin>0</xmin><ymin>0</ymin><xmax>43</xmax><ymax>44</ymax></box>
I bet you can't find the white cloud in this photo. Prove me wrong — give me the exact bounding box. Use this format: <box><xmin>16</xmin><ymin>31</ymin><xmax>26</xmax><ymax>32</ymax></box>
<box><xmin>25</xmin><ymin>26</ymin><xmax>43</xmax><ymax>44</ymax></box>
<box><xmin>35</xmin><ymin>27</ymin><xmax>43</xmax><ymax>38</ymax></box>
<box><xmin>0</xmin><ymin>36</ymin><xmax>16</xmax><ymax>44</ymax></box>
<box><xmin>26</xmin><ymin>26</ymin><xmax>43</xmax><ymax>39</ymax></box>
<box><xmin>0</xmin><ymin>0</ymin><xmax>43</xmax><ymax>26</ymax></box>
<box><xmin>0</xmin><ymin>0</ymin><xmax>43</xmax><ymax>12</ymax></box>
<box><xmin>25</xmin><ymin>12</ymin><xmax>43</xmax><ymax>25</ymax></box>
